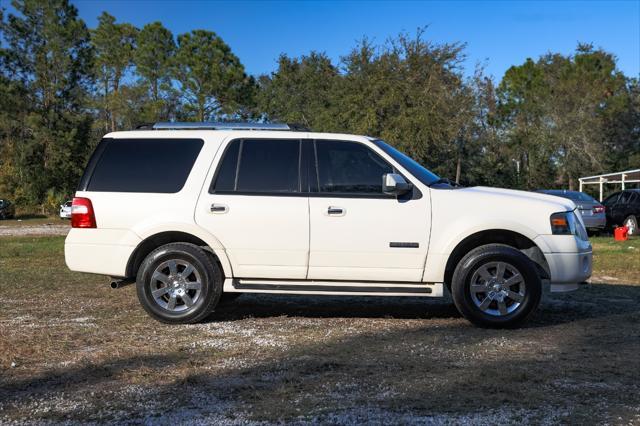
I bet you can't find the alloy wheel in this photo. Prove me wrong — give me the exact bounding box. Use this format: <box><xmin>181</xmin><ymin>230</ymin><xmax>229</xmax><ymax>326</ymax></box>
<box><xmin>469</xmin><ymin>261</ymin><xmax>526</xmax><ymax>317</ymax></box>
<box><xmin>150</xmin><ymin>259</ymin><xmax>202</xmax><ymax>312</ymax></box>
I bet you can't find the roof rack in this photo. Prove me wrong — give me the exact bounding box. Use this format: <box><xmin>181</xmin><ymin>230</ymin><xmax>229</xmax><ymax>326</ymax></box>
<box><xmin>148</xmin><ymin>122</ymin><xmax>305</xmax><ymax>131</ymax></box>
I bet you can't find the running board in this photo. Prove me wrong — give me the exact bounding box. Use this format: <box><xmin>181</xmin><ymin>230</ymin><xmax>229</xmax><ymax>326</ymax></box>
<box><xmin>223</xmin><ymin>279</ymin><xmax>443</xmax><ymax>297</ymax></box>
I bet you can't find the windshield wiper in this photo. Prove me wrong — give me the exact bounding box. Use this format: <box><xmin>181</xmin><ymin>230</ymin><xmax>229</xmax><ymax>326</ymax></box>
<box><xmin>429</xmin><ymin>178</ymin><xmax>462</xmax><ymax>188</ymax></box>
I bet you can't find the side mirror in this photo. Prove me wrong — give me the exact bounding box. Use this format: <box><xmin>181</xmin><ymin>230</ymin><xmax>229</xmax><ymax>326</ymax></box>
<box><xmin>382</xmin><ymin>173</ymin><xmax>412</xmax><ymax>196</ymax></box>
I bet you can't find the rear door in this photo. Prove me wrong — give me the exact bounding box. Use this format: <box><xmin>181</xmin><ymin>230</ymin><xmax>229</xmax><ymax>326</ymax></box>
<box><xmin>613</xmin><ymin>191</ymin><xmax>632</xmax><ymax>225</ymax></box>
<box><xmin>195</xmin><ymin>137</ymin><xmax>309</xmax><ymax>279</ymax></box>
<box><xmin>307</xmin><ymin>139</ymin><xmax>430</xmax><ymax>282</ymax></box>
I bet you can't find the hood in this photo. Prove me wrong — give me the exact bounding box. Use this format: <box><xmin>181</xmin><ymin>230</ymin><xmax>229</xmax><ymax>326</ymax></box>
<box><xmin>429</xmin><ymin>186</ymin><xmax>577</xmax><ymax>238</ymax></box>
<box><xmin>458</xmin><ymin>186</ymin><xmax>576</xmax><ymax>211</ymax></box>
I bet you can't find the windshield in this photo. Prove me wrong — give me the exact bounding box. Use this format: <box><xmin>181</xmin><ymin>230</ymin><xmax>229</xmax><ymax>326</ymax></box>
<box><xmin>372</xmin><ymin>140</ymin><xmax>440</xmax><ymax>186</ymax></box>
<box><xmin>542</xmin><ymin>190</ymin><xmax>595</xmax><ymax>202</ymax></box>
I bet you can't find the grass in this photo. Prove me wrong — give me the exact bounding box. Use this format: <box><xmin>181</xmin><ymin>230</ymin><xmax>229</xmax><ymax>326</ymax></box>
<box><xmin>1</xmin><ymin>235</ymin><xmax>640</xmax><ymax>424</ymax></box>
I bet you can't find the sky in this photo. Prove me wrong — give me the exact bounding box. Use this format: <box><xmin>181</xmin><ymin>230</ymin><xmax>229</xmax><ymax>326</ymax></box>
<box><xmin>25</xmin><ymin>1</ymin><xmax>640</xmax><ymax>79</ymax></box>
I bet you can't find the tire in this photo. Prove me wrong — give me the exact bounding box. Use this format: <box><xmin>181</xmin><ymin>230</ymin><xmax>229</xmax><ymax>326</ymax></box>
<box><xmin>136</xmin><ymin>242</ymin><xmax>223</xmax><ymax>324</ymax></box>
<box><xmin>624</xmin><ymin>215</ymin><xmax>638</xmax><ymax>236</ymax></box>
<box><xmin>451</xmin><ymin>244</ymin><xmax>542</xmax><ymax>328</ymax></box>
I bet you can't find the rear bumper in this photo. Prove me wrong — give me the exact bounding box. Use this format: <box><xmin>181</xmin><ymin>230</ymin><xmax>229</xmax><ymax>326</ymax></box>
<box><xmin>534</xmin><ymin>235</ymin><xmax>592</xmax><ymax>292</ymax></box>
<box><xmin>582</xmin><ymin>215</ymin><xmax>606</xmax><ymax>230</ymax></box>
<box><xmin>65</xmin><ymin>229</ymin><xmax>140</xmax><ymax>277</ymax></box>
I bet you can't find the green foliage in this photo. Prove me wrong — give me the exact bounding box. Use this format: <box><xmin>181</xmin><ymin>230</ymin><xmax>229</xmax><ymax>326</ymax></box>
<box><xmin>173</xmin><ymin>30</ymin><xmax>251</xmax><ymax>121</ymax></box>
<box><xmin>0</xmin><ymin>9</ymin><xmax>638</xmax><ymax>210</ymax></box>
<box><xmin>497</xmin><ymin>46</ymin><xmax>636</xmax><ymax>190</ymax></box>
<box><xmin>1</xmin><ymin>0</ymin><xmax>93</xmax><ymax>205</ymax></box>
<box><xmin>92</xmin><ymin>12</ymin><xmax>138</xmax><ymax>132</ymax></box>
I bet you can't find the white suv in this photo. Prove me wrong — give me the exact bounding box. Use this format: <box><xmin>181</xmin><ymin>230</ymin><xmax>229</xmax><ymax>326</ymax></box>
<box><xmin>65</xmin><ymin>122</ymin><xmax>592</xmax><ymax>328</ymax></box>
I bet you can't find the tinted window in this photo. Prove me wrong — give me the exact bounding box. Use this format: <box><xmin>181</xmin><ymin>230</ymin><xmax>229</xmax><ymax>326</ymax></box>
<box><xmin>372</xmin><ymin>140</ymin><xmax>439</xmax><ymax>186</ymax></box>
<box><xmin>87</xmin><ymin>138</ymin><xmax>203</xmax><ymax>193</ymax></box>
<box><xmin>212</xmin><ymin>139</ymin><xmax>300</xmax><ymax>193</ymax></box>
<box><xmin>619</xmin><ymin>192</ymin><xmax>632</xmax><ymax>204</ymax></box>
<box><xmin>603</xmin><ymin>193</ymin><xmax>620</xmax><ymax>206</ymax></box>
<box><xmin>211</xmin><ymin>140</ymin><xmax>240</xmax><ymax>192</ymax></box>
<box><xmin>542</xmin><ymin>190</ymin><xmax>595</xmax><ymax>202</ymax></box>
<box><xmin>316</xmin><ymin>140</ymin><xmax>393</xmax><ymax>194</ymax></box>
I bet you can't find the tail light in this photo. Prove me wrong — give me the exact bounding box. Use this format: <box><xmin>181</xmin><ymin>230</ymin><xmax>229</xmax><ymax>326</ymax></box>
<box><xmin>593</xmin><ymin>205</ymin><xmax>605</xmax><ymax>214</ymax></box>
<box><xmin>71</xmin><ymin>197</ymin><xmax>97</xmax><ymax>228</ymax></box>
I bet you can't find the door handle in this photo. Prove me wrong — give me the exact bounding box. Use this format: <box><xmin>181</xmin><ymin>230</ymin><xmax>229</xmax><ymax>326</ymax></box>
<box><xmin>210</xmin><ymin>203</ymin><xmax>229</xmax><ymax>214</ymax></box>
<box><xmin>327</xmin><ymin>206</ymin><xmax>345</xmax><ymax>216</ymax></box>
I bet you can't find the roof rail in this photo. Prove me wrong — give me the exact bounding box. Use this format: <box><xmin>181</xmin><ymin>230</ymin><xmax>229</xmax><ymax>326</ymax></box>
<box><xmin>150</xmin><ymin>122</ymin><xmax>301</xmax><ymax>131</ymax></box>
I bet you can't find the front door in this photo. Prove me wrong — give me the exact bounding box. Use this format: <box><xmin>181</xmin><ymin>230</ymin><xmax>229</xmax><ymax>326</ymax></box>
<box><xmin>195</xmin><ymin>138</ymin><xmax>309</xmax><ymax>279</ymax></box>
<box><xmin>307</xmin><ymin>140</ymin><xmax>430</xmax><ymax>282</ymax></box>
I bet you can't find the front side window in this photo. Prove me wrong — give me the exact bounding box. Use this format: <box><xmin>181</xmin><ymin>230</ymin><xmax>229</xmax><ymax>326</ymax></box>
<box><xmin>315</xmin><ymin>140</ymin><xmax>393</xmax><ymax>194</ymax></box>
<box><xmin>211</xmin><ymin>139</ymin><xmax>300</xmax><ymax>194</ymax></box>
<box><xmin>372</xmin><ymin>139</ymin><xmax>440</xmax><ymax>186</ymax></box>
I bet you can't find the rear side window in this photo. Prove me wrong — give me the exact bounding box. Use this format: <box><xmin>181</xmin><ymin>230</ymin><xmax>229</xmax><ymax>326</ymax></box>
<box><xmin>603</xmin><ymin>193</ymin><xmax>620</xmax><ymax>206</ymax></box>
<box><xmin>86</xmin><ymin>138</ymin><xmax>203</xmax><ymax>193</ymax></box>
<box><xmin>619</xmin><ymin>192</ymin><xmax>632</xmax><ymax>204</ymax></box>
<box><xmin>315</xmin><ymin>140</ymin><xmax>393</xmax><ymax>194</ymax></box>
<box><xmin>211</xmin><ymin>139</ymin><xmax>300</xmax><ymax>194</ymax></box>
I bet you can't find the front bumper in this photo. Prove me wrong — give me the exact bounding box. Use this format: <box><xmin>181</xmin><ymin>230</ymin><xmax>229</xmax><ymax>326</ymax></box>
<box><xmin>534</xmin><ymin>235</ymin><xmax>592</xmax><ymax>292</ymax></box>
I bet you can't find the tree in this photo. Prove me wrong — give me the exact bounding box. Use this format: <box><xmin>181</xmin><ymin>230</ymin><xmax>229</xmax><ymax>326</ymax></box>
<box><xmin>92</xmin><ymin>12</ymin><xmax>138</xmax><ymax>132</ymax></box>
<box><xmin>135</xmin><ymin>22</ymin><xmax>175</xmax><ymax>102</ymax></box>
<box><xmin>1</xmin><ymin>0</ymin><xmax>94</xmax><ymax>205</ymax></box>
<box><xmin>497</xmin><ymin>45</ymin><xmax>634</xmax><ymax>190</ymax></box>
<box><xmin>258</xmin><ymin>52</ymin><xmax>339</xmax><ymax>130</ymax></box>
<box><xmin>337</xmin><ymin>31</ymin><xmax>471</xmax><ymax>179</ymax></box>
<box><xmin>173</xmin><ymin>30</ymin><xmax>249</xmax><ymax>121</ymax></box>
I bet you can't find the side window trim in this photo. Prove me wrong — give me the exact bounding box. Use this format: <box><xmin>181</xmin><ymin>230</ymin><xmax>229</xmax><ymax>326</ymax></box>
<box><xmin>233</xmin><ymin>139</ymin><xmax>244</xmax><ymax>191</ymax></box>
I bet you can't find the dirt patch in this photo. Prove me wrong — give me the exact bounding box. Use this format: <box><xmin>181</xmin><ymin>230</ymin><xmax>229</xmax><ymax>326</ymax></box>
<box><xmin>1</xmin><ymin>236</ymin><xmax>640</xmax><ymax>424</ymax></box>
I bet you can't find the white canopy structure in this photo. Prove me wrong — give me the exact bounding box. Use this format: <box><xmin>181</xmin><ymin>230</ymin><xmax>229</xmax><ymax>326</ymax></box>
<box><xmin>579</xmin><ymin>169</ymin><xmax>640</xmax><ymax>201</ymax></box>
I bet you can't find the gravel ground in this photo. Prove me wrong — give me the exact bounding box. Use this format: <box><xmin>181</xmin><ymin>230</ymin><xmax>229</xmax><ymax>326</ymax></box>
<box><xmin>0</xmin><ymin>223</ymin><xmax>69</xmax><ymax>236</ymax></box>
<box><xmin>2</xmin><ymin>235</ymin><xmax>640</xmax><ymax>424</ymax></box>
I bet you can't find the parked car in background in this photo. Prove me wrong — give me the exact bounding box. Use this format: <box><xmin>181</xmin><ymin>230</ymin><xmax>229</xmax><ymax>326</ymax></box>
<box><xmin>65</xmin><ymin>122</ymin><xmax>592</xmax><ymax>329</ymax></box>
<box><xmin>60</xmin><ymin>200</ymin><xmax>72</xmax><ymax>219</ymax></box>
<box><xmin>602</xmin><ymin>189</ymin><xmax>640</xmax><ymax>236</ymax></box>
<box><xmin>535</xmin><ymin>190</ymin><xmax>606</xmax><ymax>234</ymax></box>
<box><xmin>0</xmin><ymin>199</ymin><xmax>15</xmax><ymax>219</ymax></box>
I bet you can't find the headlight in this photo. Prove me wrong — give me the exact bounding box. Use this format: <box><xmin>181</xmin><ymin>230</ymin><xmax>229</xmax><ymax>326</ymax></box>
<box><xmin>550</xmin><ymin>211</ymin><xmax>588</xmax><ymax>240</ymax></box>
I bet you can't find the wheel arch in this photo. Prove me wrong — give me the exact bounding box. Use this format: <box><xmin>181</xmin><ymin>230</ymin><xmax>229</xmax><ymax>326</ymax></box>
<box><xmin>443</xmin><ymin>229</ymin><xmax>550</xmax><ymax>290</ymax></box>
<box><xmin>125</xmin><ymin>230</ymin><xmax>232</xmax><ymax>279</ymax></box>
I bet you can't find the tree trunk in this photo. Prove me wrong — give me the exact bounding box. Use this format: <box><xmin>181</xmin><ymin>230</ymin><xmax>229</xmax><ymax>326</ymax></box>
<box><xmin>153</xmin><ymin>79</ymin><xmax>159</xmax><ymax>102</ymax></box>
<box><xmin>455</xmin><ymin>153</ymin><xmax>462</xmax><ymax>183</ymax></box>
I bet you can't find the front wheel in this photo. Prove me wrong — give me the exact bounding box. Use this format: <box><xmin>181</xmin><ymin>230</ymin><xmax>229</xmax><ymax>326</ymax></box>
<box><xmin>136</xmin><ymin>242</ymin><xmax>223</xmax><ymax>324</ymax></box>
<box><xmin>451</xmin><ymin>244</ymin><xmax>542</xmax><ymax>328</ymax></box>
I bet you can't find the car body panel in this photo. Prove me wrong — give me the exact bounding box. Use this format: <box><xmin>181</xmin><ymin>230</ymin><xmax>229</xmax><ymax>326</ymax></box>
<box><xmin>603</xmin><ymin>189</ymin><xmax>640</xmax><ymax>230</ymax></box>
<box><xmin>65</xmin><ymin>129</ymin><xmax>592</xmax><ymax>296</ymax></box>
<box><xmin>536</xmin><ymin>190</ymin><xmax>606</xmax><ymax>230</ymax></box>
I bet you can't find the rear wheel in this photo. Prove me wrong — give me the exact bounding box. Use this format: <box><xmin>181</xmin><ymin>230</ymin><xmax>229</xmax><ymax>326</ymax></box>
<box><xmin>136</xmin><ymin>243</ymin><xmax>222</xmax><ymax>324</ymax></box>
<box><xmin>624</xmin><ymin>215</ymin><xmax>638</xmax><ymax>236</ymax></box>
<box><xmin>451</xmin><ymin>244</ymin><xmax>542</xmax><ymax>328</ymax></box>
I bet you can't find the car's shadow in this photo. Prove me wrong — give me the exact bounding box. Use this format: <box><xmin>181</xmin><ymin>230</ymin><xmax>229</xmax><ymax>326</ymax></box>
<box><xmin>206</xmin><ymin>282</ymin><xmax>640</xmax><ymax>327</ymax></box>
